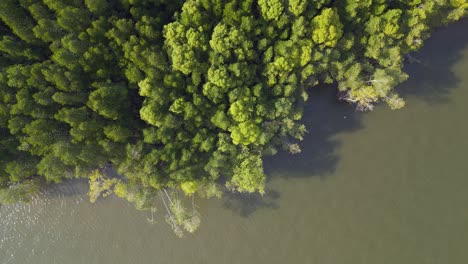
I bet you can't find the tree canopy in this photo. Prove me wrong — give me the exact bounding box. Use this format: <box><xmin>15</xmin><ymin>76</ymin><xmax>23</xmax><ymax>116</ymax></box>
<box><xmin>0</xmin><ymin>0</ymin><xmax>465</xmax><ymax>236</ymax></box>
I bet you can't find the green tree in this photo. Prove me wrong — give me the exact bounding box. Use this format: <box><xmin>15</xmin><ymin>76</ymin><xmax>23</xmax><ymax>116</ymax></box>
<box><xmin>0</xmin><ymin>0</ymin><xmax>465</xmax><ymax>237</ymax></box>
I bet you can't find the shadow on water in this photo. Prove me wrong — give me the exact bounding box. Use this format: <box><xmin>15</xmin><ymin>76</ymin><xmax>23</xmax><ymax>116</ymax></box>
<box><xmin>40</xmin><ymin>167</ymin><xmax>123</xmax><ymax>198</ymax></box>
<box><xmin>41</xmin><ymin>178</ymin><xmax>88</xmax><ymax>198</ymax></box>
<box><xmin>223</xmin><ymin>189</ymin><xmax>281</xmax><ymax>217</ymax></box>
<box><xmin>222</xmin><ymin>87</ymin><xmax>361</xmax><ymax>216</ymax></box>
<box><xmin>264</xmin><ymin>85</ymin><xmax>362</xmax><ymax>179</ymax></box>
<box><xmin>398</xmin><ymin>18</ymin><xmax>468</xmax><ymax>102</ymax></box>
<box><xmin>224</xmin><ymin>18</ymin><xmax>468</xmax><ymax>217</ymax></box>
<box><xmin>222</xmin><ymin>86</ymin><xmax>363</xmax><ymax>217</ymax></box>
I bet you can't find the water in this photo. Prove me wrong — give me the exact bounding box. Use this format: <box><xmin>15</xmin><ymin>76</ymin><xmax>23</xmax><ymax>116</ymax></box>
<box><xmin>1</xmin><ymin>19</ymin><xmax>468</xmax><ymax>264</ymax></box>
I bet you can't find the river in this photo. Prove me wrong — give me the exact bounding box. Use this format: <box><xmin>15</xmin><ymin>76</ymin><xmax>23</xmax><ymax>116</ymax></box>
<box><xmin>1</xmin><ymin>19</ymin><xmax>467</xmax><ymax>264</ymax></box>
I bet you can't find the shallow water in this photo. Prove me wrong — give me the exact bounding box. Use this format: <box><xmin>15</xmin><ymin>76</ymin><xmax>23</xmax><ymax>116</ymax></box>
<box><xmin>1</xmin><ymin>19</ymin><xmax>468</xmax><ymax>264</ymax></box>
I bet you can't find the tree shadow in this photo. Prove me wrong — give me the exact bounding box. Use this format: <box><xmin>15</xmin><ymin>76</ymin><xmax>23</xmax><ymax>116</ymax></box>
<box><xmin>222</xmin><ymin>189</ymin><xmax>280</xmax><ymax>217</ymax></box>
<box><xmin>397</xmin><ymin>18</ymin><xmax>468</xmax><ymax>103</ymax></box>
<box><xmin>264</xmin><ymin>85</ymin><xmax>362</xmax><ymax>179</ymax></box>
<box><xmin>41</xmin><ymin>178</ymin><xmax>89</xmax><ymax>198</ymax></box>
<box><xmin>40</xmin><ymin>166</ymin><xmax>124</xmax><ymax>199</ymax></box>
<box><xmin>222</xmin><ymin>85</ymin><xmax>363</xmax><ymax>217</ymax></box>
<box><xmin>223</xmin><ymin>18</ymin><xmax>468</xmax><ymax>217</ymax></box>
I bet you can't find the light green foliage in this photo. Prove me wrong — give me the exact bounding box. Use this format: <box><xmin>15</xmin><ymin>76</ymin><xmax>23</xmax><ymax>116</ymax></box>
<box><xmin>180</xmin><ymin>181</ymin><xmax>199</xmax><ymax>195</ymax></box>
<box><xmin>57</xmin><ymin>7</ymin><xmax>91</xmax><ymax>33</ymax></box>
<box><xmin>84</xmin><ymin>0</ymin><xmax>108</xmax><ymax>15</ymax></box>
<box><xmin>227</xmin><ymin>151</ymin><xmax>266</xmax><ymax>194</ymax></box>
<box><xmin>197</xmin><ymin>181</ymin><xmax>223</xmax><ymax>198</ymax></box>
<box><xmin>230</xmin><ymin>121</ymin><xmax>261</xmax><ymax>146</ymax></box>
<box><xmin>161</xmin><ymin>190</ymin><xmax>201</xmax><ymax>237</ymax></box>
<box><xmin>5</xmin><ymin>159</ymin><xmax>37</xmax><ymax>182</ymax></box>
<box><xmin>88</xmin><ymin>170</ymin><xmax>119</xmax><ymax>203</ymax></box>
<box><xmin>258</xmin><ymin>0</ymin><xmax>284</xmax><ymax>21</ymax></box>
<box><xmin>0</xmin><ymin>36</ymin><xmax>42</xmax><ymax>61</ymax></box>
<box><xmin>87</xmin><ymin>83</ymin><xmax>129</xmax><ymax>120</ymax></box>
<box><xmin>103</xmin><ymin>125</ymin><xmax>131</xmax><ymax>143</ymax></box>
<box><xmin>288</xmin><ymin>0</ymin><xmax>307</xmax><ymax>16</ymax></box>
<box><xmin>0</xmin><ymin>0</ymin><xmax>38</xmax><ymax>43</ymax></box>
<box><xmin>210</xmin><ymin>110</ymin><xmax>231</xmax><ymax>130</ymax></box>
<box><xmin>0</xmin><ymin>0</ymin><xmax>464</xmax><ymax>236</ymax></box>
<box><xmin>311</xmin><ymin>8</ymin><xmax>343</xmax><ymax>47</ymax></box>
<box><xmin>0</xmin><ymin>179</ymin><xmax>40</xmax><ymax>204</ymax></box>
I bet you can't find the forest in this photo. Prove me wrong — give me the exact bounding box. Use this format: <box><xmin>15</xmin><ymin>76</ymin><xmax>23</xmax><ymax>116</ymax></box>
<box><xmin>0</xmin><ymin>0</ymin><xmax>466</xmax><ymax>236</ymax></box>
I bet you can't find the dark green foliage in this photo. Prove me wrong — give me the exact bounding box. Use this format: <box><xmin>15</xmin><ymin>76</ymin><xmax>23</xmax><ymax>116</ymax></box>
<box><xmin>0</xmin><ymin>0</ymin><xmax>465</xmax><ymax>235</ymax></box>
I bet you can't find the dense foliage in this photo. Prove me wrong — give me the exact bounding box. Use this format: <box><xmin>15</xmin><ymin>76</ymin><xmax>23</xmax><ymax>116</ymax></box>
<box><xmin>0</xmin><ymin>0</ymin><xmax>465</xmax><ymax>235</ymax></box>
